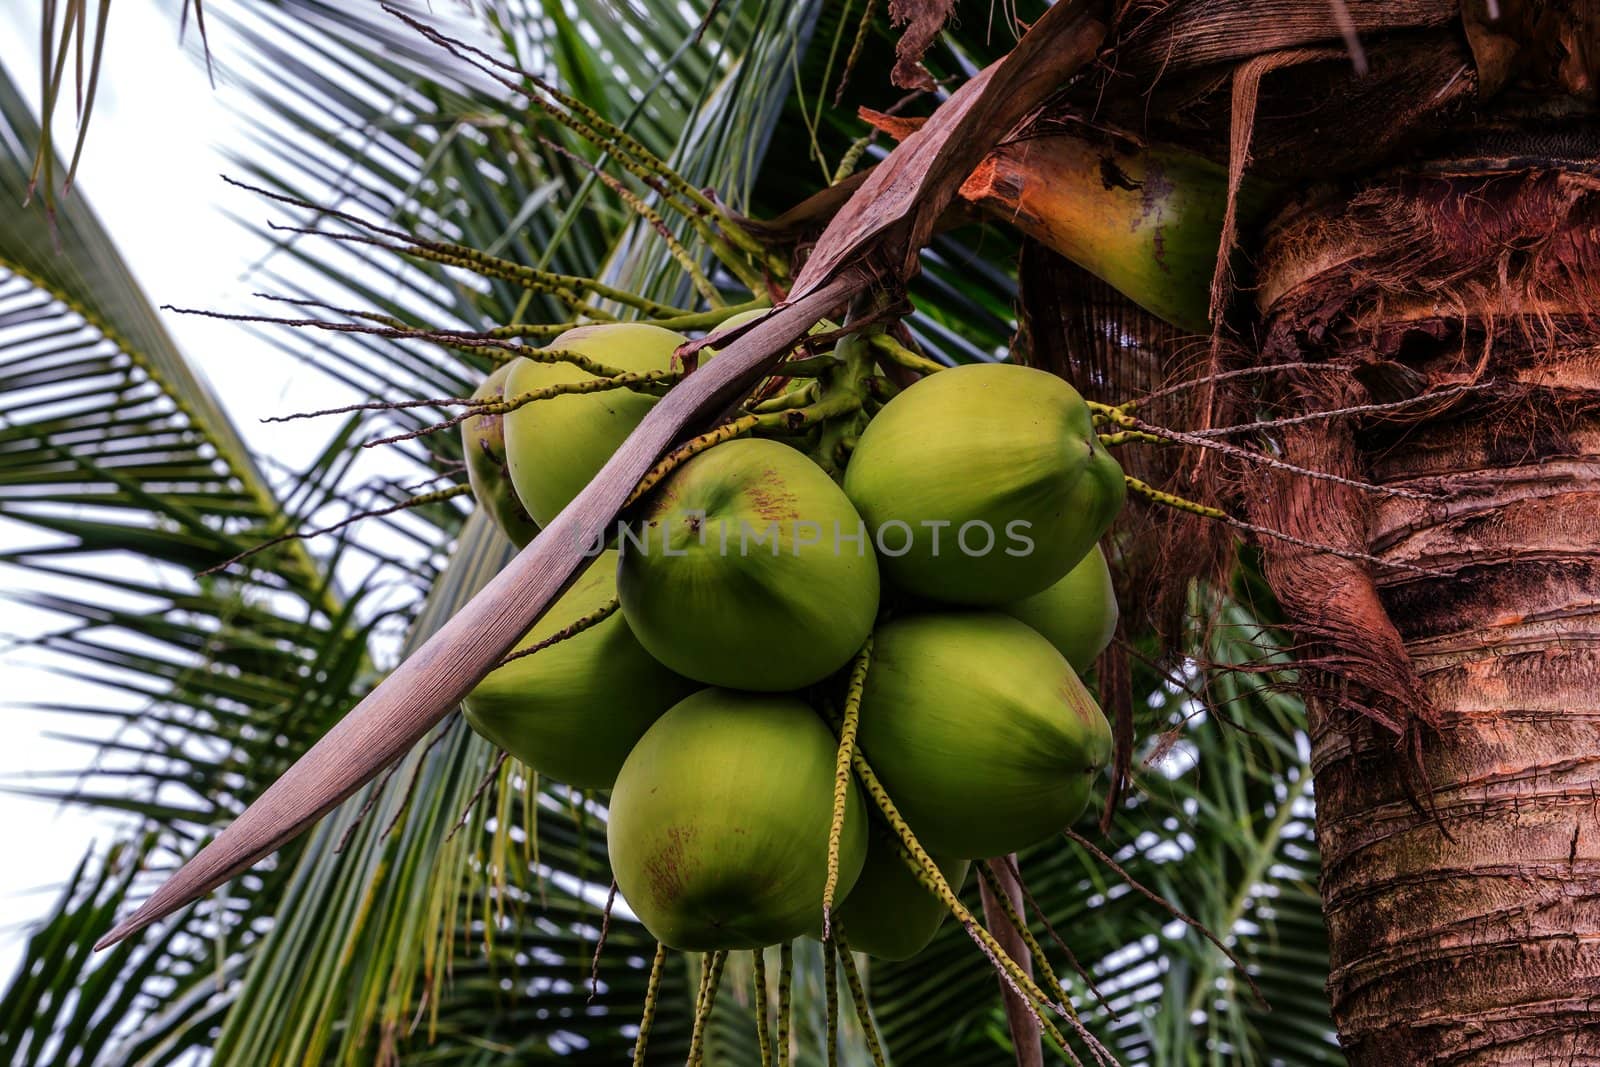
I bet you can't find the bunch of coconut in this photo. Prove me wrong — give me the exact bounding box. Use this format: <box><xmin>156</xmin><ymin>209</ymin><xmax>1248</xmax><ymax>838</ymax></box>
<box><xmin>457</xmin><ymin>316</ymin><xmax>1124</xmax><ymax>960</ymax></box>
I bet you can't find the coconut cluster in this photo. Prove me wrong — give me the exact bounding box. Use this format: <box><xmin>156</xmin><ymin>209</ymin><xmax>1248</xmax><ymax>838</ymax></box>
<box><xmin>458</xmin><ymin>321</ymin><xmax>1124</xmax><ymax>958</ymax></box>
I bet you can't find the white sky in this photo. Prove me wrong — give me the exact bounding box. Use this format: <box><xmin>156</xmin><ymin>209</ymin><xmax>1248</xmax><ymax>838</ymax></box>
<box><xmin>0</xmin><ymin>3</ymin><xmax>343</xmax><ymax>975</ymax></box>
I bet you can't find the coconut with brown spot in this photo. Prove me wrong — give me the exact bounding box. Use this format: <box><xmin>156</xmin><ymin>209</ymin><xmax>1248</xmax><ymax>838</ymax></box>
<box><xmin>842</xmin><ymin>362</ymin><xmax>1125</xmax><ymax>604</ymax></box>
<box><xmin>607</xmin><ymin>688</ymin><xmax>868</xmax><ymax>950</ymax></box>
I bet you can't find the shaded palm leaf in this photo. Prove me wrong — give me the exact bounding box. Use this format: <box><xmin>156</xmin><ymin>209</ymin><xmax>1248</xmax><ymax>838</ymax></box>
<box><xmin>0</xmin><ymin>52</ymin><xmax>398</xmax><ymax>1062</ymax></box>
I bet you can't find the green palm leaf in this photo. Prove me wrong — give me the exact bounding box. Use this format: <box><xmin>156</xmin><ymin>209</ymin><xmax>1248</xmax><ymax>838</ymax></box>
<box><xmin>0</xmin><ymin>51</ymin><xmax>404</xmax><ymax>1061</ymax></box>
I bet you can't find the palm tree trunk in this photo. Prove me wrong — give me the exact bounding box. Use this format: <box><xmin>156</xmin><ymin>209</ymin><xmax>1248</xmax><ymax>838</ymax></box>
<box><xmin>1248</xmin><ymin>154</ymin><xmax>1600</xmax><ymax>1063</ymax></box>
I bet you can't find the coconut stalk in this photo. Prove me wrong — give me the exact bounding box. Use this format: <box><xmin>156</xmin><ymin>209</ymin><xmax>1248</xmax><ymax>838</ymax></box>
<box><xmin>93</xmin><ymin>0</ymin><xmax>1110</xmax><ymax>951</ymax></box>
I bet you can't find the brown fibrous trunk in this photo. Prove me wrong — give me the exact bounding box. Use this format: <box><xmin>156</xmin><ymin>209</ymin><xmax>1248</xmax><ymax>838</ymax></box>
<box><xmin>1249</xmin><ymin>161</ymin><xmax>1600</xmax><ymax>1064</ymax></box>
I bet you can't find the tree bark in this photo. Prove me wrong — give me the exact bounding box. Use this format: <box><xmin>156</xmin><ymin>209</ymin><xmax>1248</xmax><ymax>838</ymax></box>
<box><xmin>1249</xmin><ymin>158</ymin><xmax>1600</xmax><ymax>1063</ymax></box>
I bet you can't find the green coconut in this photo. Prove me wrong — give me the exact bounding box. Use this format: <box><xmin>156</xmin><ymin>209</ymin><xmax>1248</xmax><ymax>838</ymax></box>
<box><xmin>836</xmin><ymin>824</ymin><xmax>968</xmax><ymax>961</ymax></box>
<box><xmin>701</xmin><ymin>307</ymin><xmax>771</xmax><ymax>355</ymax></box>
<box><xmin>842</xmin><ymin>363</ymin><xmax>1125</xmax><ymax>605</ymax></box>
<box><xmin>462</xmin><ymin>549</ymin><xmax>696</xmax><ymax>789</ymax></box>
<box><xmin>857</xmin><ymin>613</ymin><xmax>1112</xmax><ymax>859</ymax></box>
<box><xmin>502</xmin><ymin>322</ymin><xmax>687</xmax><ymax>526</ymax></box>
<box><xmin>460</xmin><ymin>362</ymin><xmax>541</xmax><ymax>548</ymax></box>
<box><xmin>617</xmin><ymin>437</ymin><xmax>879</xmax><ymax>691</ymax></box>
<box><xmin>608</xmin><ymin>689</ymin><xmax>868</xmax><ymax>950</ymax></box>
<box><xmin>998</xmin><ymin>544</ymin><xmax>1119</xmax><ymax>673</ymax></box>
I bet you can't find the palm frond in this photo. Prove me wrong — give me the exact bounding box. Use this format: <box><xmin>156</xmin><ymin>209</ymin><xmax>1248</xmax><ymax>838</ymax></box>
<box><xmin>0</xmin><ymin>51</ymin><xmax>413</xmax><ymax>1061</ymax></box>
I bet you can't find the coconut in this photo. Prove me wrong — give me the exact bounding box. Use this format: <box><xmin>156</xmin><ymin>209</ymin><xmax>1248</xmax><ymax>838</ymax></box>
<box><xmin>460</xmin><ymin>362</ymin><xmax>540</xmax><ymax>548</ymax></box>
<box><xmin>617</xmin><ymin>437</ymin><xmax>879</xmax><ymax>691</ymax></box>
<box><xmin>700</xmin><ymin>307</ymin><xmax>770</xmax><ymax>356</ymax></box>
<box><xmin>836</xmin><ymin>824</ymin><xmax>968</xmax><ymax>961</ymax></box>
<box><xmin>608</xmin><ymin>689</ymin><xmax>868</xmax><ymax>951</ymax></box>
<box><xmin>841</xmin><ymin>363</ymin><xmax>1125</xmax><ymax>605</ymax></box>
<box><xmin>997</xmin><ymin>544</ymin><xmax>1119</xmax><ymax>673</ymax></box>
<box><xmin>857</xmin><ymin>613</ymin><xmax>1112</xmax><ymax>859</ymax></box>
<box><xmin>462</xmin><ymin>549</ymin><xmax>696</xmax><ymax>789</ymax></box>
<box><xmin>502</xmin><ymin>322</ymin><xmax>687</xmax><ymax>526</ymax></box>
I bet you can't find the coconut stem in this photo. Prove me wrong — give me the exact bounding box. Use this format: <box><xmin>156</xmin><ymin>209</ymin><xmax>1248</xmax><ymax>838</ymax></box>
<box><xmin>1124</xmin><ymin>473</ymin><xmax>1443</xmax><ymax>576</ymax></box>
<box><xmin>773</xmin><ymin>353</ymin><xmax>842</xmax><ymax>378</ymax></box>
<box><xmin>823</xmin><ymin>637</ymin><xmax>873</xmax><ymax>937</ymax></box>
<box><xmin>269</xmin><ymin>339</ymin><xmax>668</xmax><ymax>421</ymax></box>
<box><xmin>1122</xmin><ymin>473</ymin><xmax>1227</xmax><ymax>520</ymax></box>
<box><xmin>978</xmin><ymin>862</ymin><xmax>1046</xmax><ymax>1067</ymax></box>
<box><xmin>846</xmin><ymin>748</ymin><xmax>1077</xmax><ymax>1054</ymax></box>
<box><xmin>751</xmin><ymin>381</ymin><xmax>818</xmax><ymax>413</ymax></box>
<box><xmin>462</xmin><ymin>46</ymin><xmax>777</xmax><ymax>288</ymax></box>
<box><xmin>362</xmin><ymin>369</ymin><xmax>683</xmax><ymax>450</ymax></box>
<box><xmin>753</xmin><ymin>948</ymin><xmax>773</xmax><ymax>1067</ymax></box>
<box><xmin>198</xmin><ymin>483</ymin><xmax>473</xmax><ymax>577</ymax></box>
<box><xmin>632</xmin><ymin>943</ymin><xmax>667</xmax><ymax>1067</ymax></box>
<box><xmin>999</xmin><ymin>854</ymin><xmax>1113</xmax><ymax>1016</ymax></box>
<box><xmin>589</xmin><ymin>879</ymin><xmax>618</xmax><ymax>1002</ymax></box>
<box><xmin>832</xmin><ymin>0</ymin><xmax>880</xmax><ymax>107</ymax></box>
<box><xmin>491</xmin><ymin>598</ymin><xmax>619</xmax><ymax>670</ymax></box>
<box><xmin>244</xmin><ymin>167</ymin><xmax>682</xmax><ymax>318</ymax></box>
<box><xmin>777</xmin><ymin>942</ymin><xmax>794</xmax><ymax>1067</ymax></box>
<box><xmin>1085</xmin><ymin>399</ymin><xmax>1138</xmax><ymax>419</ymax></box>
<box><xmin>494</xmin><ymin>367</ymin><xmax>683</xmax><ymax>414</ymax></box>
<box><xmin>624</xmin><ymin>413</ymin><xmax>765</xmax><ymax>508</ymax></box>
<box><xmin>402</xmin><ymin>242</ymin><xmax>682</xmax><ymax>318</ymax></box>
<box><xmin>1098</xmin><ymin>429</ymin><xmax>1168</xmax><ymax>447</ymax></box>
<box><xmin>687</xmin><ymin>949</ymin><xmax>727</xmax><ymax>1067</ymax></box>
<box><xmin>544</xmin><ymin>139</ymin><xmax>723</xmax><ymax>308</ymax></box>
<box><xmin>868</xmin><ymin>333</ymin><xmax>944</xmax><ymax>377</ymax></box>
<box><xmin>834</xmin><ymin>928</ymin><xmax>888</xmax><ymax>1067</ymax></box>
<box><xmin>1106</xmin><ymin>405</ymin><xmax>1441</xmax><ymax>503</ymax></box>
<box><xmin>623</xmin><ymin>392</ymin><xmax>860</xmax><ymax>508</ymax></box>
<box><xmin>509</xmin><ymin>58</ymin><xmax>765</xmax><ymax>262</ymax></box>
<box><xmin>484</xmin><ymin>299</ymin><xmax>773</xmax><ymax>342</ymax></box>
<box><xmin>510</xmin><ymin>345</ymin><xmax>649</xmax><ymax>381</ymax></box>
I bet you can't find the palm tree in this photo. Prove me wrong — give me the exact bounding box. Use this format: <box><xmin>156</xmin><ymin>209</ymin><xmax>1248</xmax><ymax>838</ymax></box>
<box><xmin>8</xmin><ymin>1</ymin><xmax>1592</xmax><ymax>1064</ymax></box>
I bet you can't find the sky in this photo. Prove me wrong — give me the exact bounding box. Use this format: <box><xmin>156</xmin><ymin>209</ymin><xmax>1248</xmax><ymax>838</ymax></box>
<box><xmin>0</xmin><ymin>2</ymin><xmax>348</xmax><ymax>976</ymax></box>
